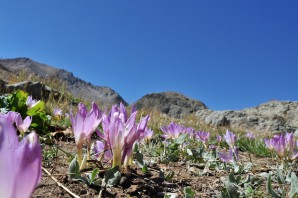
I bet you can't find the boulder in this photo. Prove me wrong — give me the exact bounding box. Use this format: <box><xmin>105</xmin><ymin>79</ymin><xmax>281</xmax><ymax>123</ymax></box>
<box><xmin>0</xmin><ymin>79</ymin><xmax>7</xmax><ymax>95</ymax></box>
<box><xmin>5</xmin><ymin>81</ymin><xmax>60</xmax><ymax>100</ymax></box>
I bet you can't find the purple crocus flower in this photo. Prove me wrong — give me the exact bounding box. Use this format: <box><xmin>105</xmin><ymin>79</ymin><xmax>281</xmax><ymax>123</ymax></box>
<box><xmin>15</xmin><ymin>113</ymin><xmax>32</xmax><ymax>135</ymax></box>
<box><xmin>196</xmin><ymin>131</ymin><xmax>210</xmax><ymax>144</ymax></box>
<box><xmin>64</xmin><ymin>113</ymin><xmax>69</xmax><ymax>118</ymax></box>
<box><xmin>272</xmin><ymin>134</ymin><xmax>287</xmax><ymax>158</ymax></box>
<box><xmin>26</xmin><ymin>96</ymin><xmax>40</xmax><ymax>108</ymax></box>
<box><xmin>101</xmin><ymin>111</ymin><xmax>125</xmax><ymax>168</ymax></box>
<box><xmin>224</xmin><ymin>130</ymin><xmax>237</xmax><ymax>149</ymax></box>
<box><xmin>141</xmin><ymin>127</ymin><xmax>154</xmax><ymax>141</ymax></box>
<box><xmin>264</xmin><ymin>138</ymin><xmax>275</xmax><ymax>150</ymax></box>
<box><xmin>185</xmin><ymin>127</ymin><xmax>196</xmax><ymax>138</ymax></box>
<box><xmin>0</xmin><ymin>111</ymin><xmax>18</xmax><ymax>124</ymax></box>
<box><xmin>0</xmin><ymin>115</ymin><xmax>42</xmax><ymax>198</ymax></box>
<box><xmin>218</xmin><ymin>146</ymin><xmax>239</xmax><ymax>163</ymax></box>
<box><xmin>161</xmin><ymin>122</ymin><xmax>189</xmax><ymax>139</ymax></box>
<box><xmin>70</xmin><ymin>102</ymin><xmax>102</xmax><ymax>166</ymax></box>
<box><xmin>265</xmin><ymin>133</ymin><xmax>298</xmax><ymax>161</ymax></box>
<box><xmin>285</xmin><ymin>132</ymin><xmax>295</xmax><ymax>151</ymax></box>
<box><xmin>93</xmin><ymin>141</ymin><xmax>112</xmax><ymax>162</ymax></box>
<box><xmin>125</xmin><ymin>113</ymin><xmax>149</xmax><ymax>166</ymax></box>
<box><xmin>217</xmin><ymin>135</ymin><xmax>222</xmax><ymax>143</ymax></box>
<box><xmin>246</xmin><ymin>132</ymin><xmax>255</xmax><ymax>140</ymax></box>
<box><xmin>53</xmin><ymin>107</ymin><xmax>63</xmax><ymax>117</ymax></box>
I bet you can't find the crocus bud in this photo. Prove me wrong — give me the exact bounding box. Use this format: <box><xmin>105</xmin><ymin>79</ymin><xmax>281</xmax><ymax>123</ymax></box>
<box><xmin>224</xmin><ymin>130</ymin><xmax>237</xmax><ymax>149</ymax></box>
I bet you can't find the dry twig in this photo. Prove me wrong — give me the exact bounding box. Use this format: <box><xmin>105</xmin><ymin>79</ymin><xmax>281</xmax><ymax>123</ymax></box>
<box><xmin>42</xmin><ymin>167</ymin><xmax>81</xmax><ymax>198</ymax></box>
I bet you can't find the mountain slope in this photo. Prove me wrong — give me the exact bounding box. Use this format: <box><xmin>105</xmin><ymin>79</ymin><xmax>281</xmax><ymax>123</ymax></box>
<box><xmin>133</xmin><ymin>92</ymin><xmax>208</xmax><ymax>118</ymax></box>
<box><xmin>0</xmin><ymin>58</ymin><xmax>127</xmax><ymax>106</ymax></box>
<box><xmin>196</xmin><ymin>100</ymin><xmax>298</xmax><ymax>133</ymax></box>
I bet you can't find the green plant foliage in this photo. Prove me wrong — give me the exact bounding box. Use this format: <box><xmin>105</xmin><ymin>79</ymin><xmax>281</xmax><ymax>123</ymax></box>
<box><xmin>134</xmin><ymin>143</ymin><xmax>148</xmax><ymax>173</ymax></box>
<box><xmin>237</xmin><ymin>137</ymin><xmax>271</xmax><ymax>157</ymax></box>
<box><xmin>0</xmin><ymin>90</ymin><xmax>50</xmax><ymax>134</ymax></box>
<box><xmin>104</xmin><ymin>166</ymin><xmax>121</xmax><ymax>186</ymax></box>
<box><xmin>183</xmin><ymin>186</ymin><xmax>196</xmax><ymax>198</ymax></box>
<box><xmin>290</xmin><ymin>172</ymin><xmax>298</xmax><ymax>198</ymax></box>
<box><xmin>219</xmin><ymin>173</ymin><xmax>265</xmax><ymax>198</ymax></box>
<box><xmin>266</xmin><ymin>174</ymin><xmax>281</xmax><ymax>198</ymax></box>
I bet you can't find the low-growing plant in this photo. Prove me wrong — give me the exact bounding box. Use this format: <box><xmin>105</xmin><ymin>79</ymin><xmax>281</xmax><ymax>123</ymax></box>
<box><xmin>0</xmin><ymin>90</ymin><xmax>50</xmax><ymax>134</ymax></box>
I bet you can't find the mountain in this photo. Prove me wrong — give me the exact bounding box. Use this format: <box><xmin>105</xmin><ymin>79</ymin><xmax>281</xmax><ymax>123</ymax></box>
<box><xmin>196</xmin><ymin>100</ymin><xmax>298</xmax><ymax>133</ymax></box>
<box><xmin>134</xmin><ymin>91</ymin><xmax>298</xmax><ymax>133</ymax></box>
<box><xmin>1</xmin><ymin>57</ymin><xmax>297</xmax><ymax>133</ymax></box>
<box><xmin>133</xmin><ymin>92</ymin><xmax>208</xmax><ymax>118</ymax></box>
<box><xmin>0</xmin><ymin>58</ymin><xmax>127</xmax><ymax>106</ymax></box>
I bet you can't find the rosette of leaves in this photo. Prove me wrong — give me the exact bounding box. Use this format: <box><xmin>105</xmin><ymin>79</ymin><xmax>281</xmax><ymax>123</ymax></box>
<box><xmin>219</xmin><ymin>173</ymin><xmax>264</xmax><ymax>198</ymax></box>
<box><xmin>265</xmin><ymin>169</ymin><xmax>298</xmax><ymax>198</ymax></box>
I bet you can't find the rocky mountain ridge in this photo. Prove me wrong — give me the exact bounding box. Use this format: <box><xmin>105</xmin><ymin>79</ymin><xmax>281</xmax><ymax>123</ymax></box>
<box><xmin>1</xmin><ymin>57</ymin><xmax>297</xmax><ymax>133</ymax></box>
<box><xmin>196</xmin><ymin>100</ymin><xmax>298</xmax><ymax>133</ymax></box>
<box><xmin>0</xmin><ymin>58</ymin><xmax>127</xmax><ymax>106</ymax></box>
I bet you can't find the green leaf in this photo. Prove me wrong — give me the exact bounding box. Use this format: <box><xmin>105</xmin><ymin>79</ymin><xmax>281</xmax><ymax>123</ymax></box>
<box><xmin>165</xmin><ymin>171</ymin><xmax>175</xmax><ymax>181</ymax></box>
<box><xmin>27</xmin><ymin>101</ymin><xmax>45</xmax><ymax>116</ymax></box>
<box><xmin>9</xmin><ymin>90</ymin><xmax>28</xmax><ymax>114</ymax></box>
<box><xmin>186</xmin><ymin>148</ymin><xmax>193</xmax><ymax>156</ymax></box>
<box><xmin>228</xmin><ymin>173</ymin><xmax>241</xmax><ymax>184</ymax></box>
<box><xmin>89</xmin><ymin>168</ymin><xmax>99</xmax><ymax>184</ymax></box>
<box><xmin>290</xmin><ymin>172</ymin><xmax>298</xmax><ymax>198</ymax></box>
<box><xmin>104</xmin><ymin>166</ymin><xmax>121</xmax><ymax>186</ymax></box>
<box><xmin>225</xmin><ymin>181</ymin><xmax>240</xmax><ymax>198</ymax></box>
<box><xmin>276</xmin><ymin>168</ymin><xmax>285</xmax><ymax>184</ymax></box>
<box><xmin>183</xmin><ymin>186</ymin><xmax>195</xmax><ymax>198</ymax></box>
<box><xmin>142</xmin><ymin>165</ymin><xmax>148</xmax><ymax>173</ymax></box>
<box><xmin>266</xmin><ymin>174</ymin><xmax>281</xmax><ymax>198</ymax></box>
<box><xmin>175</xmin><ymin>133</ymin><xmax>188</xmax><ymax>145</ymax></box>
<box><xmin>243</xmin><ymin>163</ymin><xmax>253</xmax><ymax>173</ymax></box>
<box><xmin>68</xmin><ymin>157</ymin><xmax>80</xmax><ymax>180</ymax></box>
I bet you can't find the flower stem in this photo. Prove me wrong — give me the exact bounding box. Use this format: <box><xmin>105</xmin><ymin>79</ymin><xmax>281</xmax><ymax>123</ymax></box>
<box><xmin>112</xmin><ymin>148</ymin><xmax>122</xmax><ymax>168</ymax></box>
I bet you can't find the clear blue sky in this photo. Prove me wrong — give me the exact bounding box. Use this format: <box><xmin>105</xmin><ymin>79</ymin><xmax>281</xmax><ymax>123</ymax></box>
<box><xmin>1</xmin><ymin>1</ymin><xmax>297</xmax><ymax>110</ymax></box>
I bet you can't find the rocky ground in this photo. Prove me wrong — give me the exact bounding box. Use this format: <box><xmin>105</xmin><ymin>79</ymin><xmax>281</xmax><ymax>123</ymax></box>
<box><xmin>32</xmin><ymin>133</ymin><xmax>280</xmax><ymax>198</ymax></box>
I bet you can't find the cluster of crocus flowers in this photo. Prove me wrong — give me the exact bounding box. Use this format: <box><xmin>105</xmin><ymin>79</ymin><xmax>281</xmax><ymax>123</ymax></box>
<box><xmin>218</xmin><ymin>130</ymin><xmax>239</xmax><ymax>163</ymax></box>
<box><xmin>26</xmin><ymin>96</ymin><xmax>40</xmax><ymax>108</ymax></box>
<box><xmin>70</xmin><ymin>102</ymin><xmax>102</xmax><ymax>168</ymax></box>
<box><xmin>264</xmin><ymin>132</ymin><xmax>298</xmax><ymax>161</ymax></box>
<box><xmin>0</xmin><ymin>113</ymin><xmax>42</xmax><ymax>198</ymax></box>
<box><xmin>98</xmin><ymin>103</ymin><xmax>150</xmax><ymax>169</ymax></box>
<box><xmin>161</xmin><ymin>122</ymin><xmax>194</xmax><ymax>139</ymax></box>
